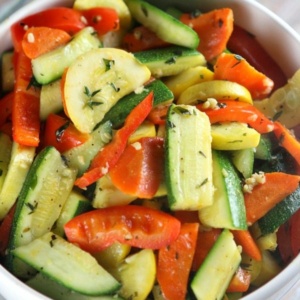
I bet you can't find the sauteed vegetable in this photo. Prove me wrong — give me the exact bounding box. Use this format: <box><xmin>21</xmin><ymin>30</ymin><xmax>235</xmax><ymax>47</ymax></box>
<box><xmin>1</xmin><ymin>0</ymin><xmax>300</xmax><ymax>299</ymax></box>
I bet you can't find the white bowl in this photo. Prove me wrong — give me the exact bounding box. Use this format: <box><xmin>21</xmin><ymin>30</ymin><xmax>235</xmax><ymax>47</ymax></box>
<box><xmin>0</xmin><ymin>0</ymin><xmax>300</xmax><ymax>299</ymax></box>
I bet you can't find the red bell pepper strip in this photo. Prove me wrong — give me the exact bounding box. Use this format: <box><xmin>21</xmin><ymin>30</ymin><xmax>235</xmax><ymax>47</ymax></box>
<box><xmin>273</xmin><ymin>121</ymin><xmax>300</xmax><ymax>166</ymax></box>
<box><xmin>12</xmin><ymin>50</ymin><xmax>40</xmax><ymax>147</ymax></box>
<box><xmin>197</xmin><ymin>100</ymin><xmax>274</xmax><ymax>133</ymax></box>
<box><xmin>109</xmin><ymin>137</ymin><xmax>164</xmax><ymax>199</ymax></box>
<box><xmin>244</xmin><ymin>172</ymin><xmax>300</xmax><ymax>225</ymax></box>
<box><xmin>0</xmin><ymin>92</ymin><xmax>13</xmax><ymax>127</ymax></box>
<box><xmin>64</xmin><ymin>205</ymin><xmax>181</xmax><ymax>252</ymax></box>
<box><xmin>43</xmin><ymin>113</ymin><xmax>90</xmax><ymax>153</ymax></box>
<box><xmin>75</xmin><ymin>91</ymin><xmax>154</xmax><ymax>189</ymax></box>
<box><xmin>289</xmin><ymin>208</ymin><xmax>300</xmax><ymax>259</ymax></box>
<box><xmin>214</xmin><ymin>52</ymin><xmax>274</xmax><ymax>100</ymax></box>
<box><xmin>0</xmin><ymin>205</ymin><xmax>15</xmax><ymax>256</ymax></box>
<box><xmin>22</xmin><ymin>27</ymin><xmax>71</xmax><ymax>59</ymax></box>
<box><xmin>157</xmin><ymin>223</ymin><xmax>199</xmax><ymax>300</ymax></box>
<box><xmin>147</xmin><ymin>104</ymin><xmax>170</xmax><ymax>125</ymax></box>
<box><xmin>11</xmin><ymin>7</ymin><xmax>86</xmax><ymax>52</ymax></box>
<box><xmin>180</xmin><ymin>8</ymin><xmax>234</xmax><ymax>62</ymax></box>
<box><xmin>227</xmin><ymin>25</ymin><xmax>287</xmax><ymax>91</ymax></box>
<box><xmin>277</xmin><ymin>221</ymin><xmax>294</xmax><ymax>264</ymax></box>
<box><xmin>80</xmin><ymin>7</ymin><xmax>120</xmax><ymax>36</ymax></box>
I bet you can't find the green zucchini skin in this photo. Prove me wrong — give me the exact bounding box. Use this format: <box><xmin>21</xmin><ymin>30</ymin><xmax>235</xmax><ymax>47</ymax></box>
<box><xmin>4</xmin><ymin>146</ymin><xmax>77</xmax><ymax>279</ymax></box>
<box><xmin>134</xmin><ymin>46</ymin><xmax>206</xmax><ymax>78</ymax></box>
<box><xmin>13</xmin><ymin>232</ymin><xmax>121</xmax><ymax>296</ymax></box>
<box><xmin>199</xmin><ymin>150</ymin><xmax>247</xmax><ymax>230</ymax></box>
<box><xmin>125</xmin><ymin>0</ymin><xmax>199</xmax><ymax>49</ymax></box>
<box><xmin>100</xmin><ymin>79</ymin><xmax>173</xmax><ymax>128</ymax></box>
<box><xmin>191</xmin><ymin>229</ymin><xmax>241</xmax><ymax>300</ymax></box>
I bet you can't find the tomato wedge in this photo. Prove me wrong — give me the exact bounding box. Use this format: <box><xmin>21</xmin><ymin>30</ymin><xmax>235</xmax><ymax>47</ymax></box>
<box><xmin>64</xmin><ymin>205</ymin><xmax>181</xmax><ymax>252</ymax></box>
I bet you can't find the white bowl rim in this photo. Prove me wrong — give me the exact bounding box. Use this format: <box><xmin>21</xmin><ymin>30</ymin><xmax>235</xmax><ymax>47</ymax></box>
<box><xmin>0</xmin><ymin>0</ymin><xmax>300</xmax><ymax>300</ymax></box>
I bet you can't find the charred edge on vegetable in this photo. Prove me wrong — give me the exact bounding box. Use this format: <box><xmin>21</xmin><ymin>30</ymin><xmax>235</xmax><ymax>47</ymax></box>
<box><xmin>56</xmin><ymin>121</ymin><xmax>70</xmax><ymax>142</ymax></box>
<box><xmin>0</xmin><ymin>169</ymin><xmax>2</xmax><ymax>177</ymax></box>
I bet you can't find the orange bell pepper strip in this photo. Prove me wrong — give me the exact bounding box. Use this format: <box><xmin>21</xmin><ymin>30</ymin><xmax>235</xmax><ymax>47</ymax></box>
<box><xmin>157</xmin><ymin>223</ymin><xmax>199</xmax><ymax>300</ymax></box>
<box><xmin>10</xmin><ymin>7</ymin><xmax>86</xmax><ymax>52</ymax></box>
<box><xmin>180</xmin><ymin>8</ymin><xmax>234</xmax><ymax>61</ymax></box>
<box><xmin>197</xmin><ymin>100</ymin><xmax>274</xmax><ymax>133</ymax></box>
<box><xmin>226</xmin><ymin>266</ymin><xmax>251</xmax><ymax>293</ymax></box>
<box><xmin>12</xmin><ymin>50</ymin><xmax>40</xmax><ymax>147</ymax></box>
<box><xmin>64</xmin><ymin>205</ymin><xmax>181</xmax><ymax>252</ymax></box>
<box><xmin>231</xmin><ymin>229</ymin><xmax>261</xmax><ymax>261</ymax></box>
<box><xmin>273</xmin><ymin>121</ymin><xmax>300</xmax><ymax>166</ymax></box>
<box><xmin>244</xmin><ymin>172</ymin><xmax>300</xmax><ymax>225</ymax></box>
<box><xmin>75</xmin><ymin>91</ymin><xmax>154</xmax><ymax>189</ymax></box>
<box><xmin>0</xmin><ymin>92</ymin><xmax>13</xmax><ymax>127</ymax></box>
<box><xmin>22</xmin><ymin>27</ymin><xmax>71</xmax><ymax>59</ymax></box>
<box><xmin>227</xmin><ymin>25</ymin><xmax>287</xmax><ymax>91</ymax></box>
<box><xmin>109</xmin><ymin>137</ymin><xmax>164</xmax><ymax>199</ymax></box>
<box><xmin>42</xmin><ymin>113</ymin><xmax>90</xmax><ymax>153</ymax></box>
<box><xmin>192</xmin><ymin>227</ymin><xmax>221</xmax><ymax>271</ymax></box>
<box><xmin>122</xmin><ymin>26</ymin><xmax>169</xmax><ymax>52</ymax></box>
<box><xmin>214</xmin><ymin>52</ymin><xmax>274</xmax><ymax>99</ymax></box>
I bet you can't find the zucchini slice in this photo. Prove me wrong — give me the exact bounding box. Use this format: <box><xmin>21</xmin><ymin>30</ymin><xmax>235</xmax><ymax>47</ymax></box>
<box><xmin>165</xmin><ymin>104</ymin><xmax>214</xmax><ymax>210</ymax></box>
<box><xmin>134</xmin><ymin>46</ymin><xmax>206</xmax><ymax>78</ymax></box>
<box><xmin>5</xmin><ymin>146</ymin><xmax>77</xmax><ymax>279</ymax></box>
<box><xmin>13</xmin><ymin>232</ymin><xmax>120</xmax><ymax>296</ymax></box>
<box><xmin>63</xmin><ymin>48</ymin><xmax>151</xmax><ymax>133</ymax></box>
<box><xmin>191</xmin><ymin>229</ymin><xmax>241</xmax><ymax>300</ymax></box>
<box><xmin>125</xmin><ymin>0</ymin><xmax>199</xmax><ymax>49</ymax></box>
<box><xmin>199</xmin><ymin>150</ymin><xmax>247</xmax><ymax>230</ymax></box>
<box><xmin>32</xmin><ymin>27</ymin><xmax>101</xmax><ymax>85</ymax></box>
<box><xmin>0</xmin><ymin>142</ymin><xmax>35</xmax><ymax>221</ymax></box>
